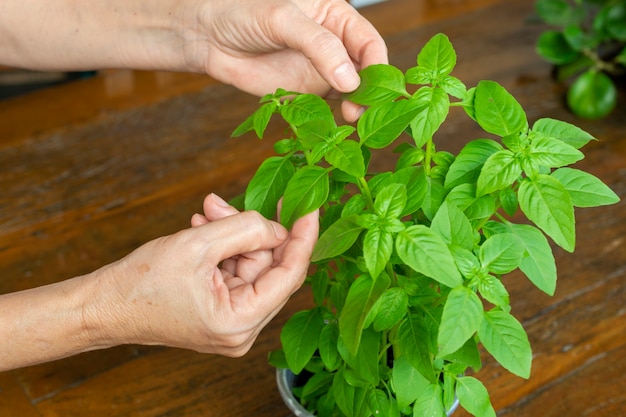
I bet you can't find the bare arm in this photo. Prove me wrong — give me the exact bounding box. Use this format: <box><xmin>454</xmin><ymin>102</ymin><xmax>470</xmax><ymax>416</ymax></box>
<box><xmin>0</xmin><ymin>195</ymin><xmax>318</xmax><ymax>371</ymax></box>
<box><xmin>0</xmin><ymin>0</ymin><xmax>387</xmax><ymax>121</ymax></box>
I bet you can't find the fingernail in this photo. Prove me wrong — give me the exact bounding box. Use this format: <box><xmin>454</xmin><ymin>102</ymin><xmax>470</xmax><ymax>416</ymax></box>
<box><xmin>211</xmin><ymin>193</ymin><xmax>230</xmax><ymax>207</ymax></box>
<box><xmin>334</xmin><ymin>63</ymin><xmax>360</xmax><ymax>92</ymax></box>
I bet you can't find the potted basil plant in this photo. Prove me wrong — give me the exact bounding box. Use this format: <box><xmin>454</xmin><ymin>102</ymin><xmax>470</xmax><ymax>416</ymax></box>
<box><xmin>232</xmin><ymin>33</ymin><xmax>619</xmax><ymax>417</ymax></box>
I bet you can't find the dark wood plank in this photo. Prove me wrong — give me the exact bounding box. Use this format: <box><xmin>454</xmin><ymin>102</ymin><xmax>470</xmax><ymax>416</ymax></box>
<box><xmin>1</xmin><ymin>0</ymin><xmax>624</xmax><ymax>415</ymax></box>
<box><xmin>0</xmin><ymin>372</ymin><xmax>40</xmax><ymax>417</ymax></box>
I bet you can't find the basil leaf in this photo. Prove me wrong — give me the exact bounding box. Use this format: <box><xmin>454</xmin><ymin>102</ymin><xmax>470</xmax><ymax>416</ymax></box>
<box><xmin>281</xmin><ymin>165</ymin><xmax>329</xmax><ymax>228</ymax></box>
<box><xmin>478</xmin><ymin>309</ymin><xmax>532</xmax><ymax>379</ymax></box>
<box><xmin>437</xmin><ymin>286</ymin><xmax>483</xmax><ymax>358</ymax></box>
<box><xmin>244</xmin><ymin>156</ymin><xmax>295</xmax><ymax>219</ymax></box>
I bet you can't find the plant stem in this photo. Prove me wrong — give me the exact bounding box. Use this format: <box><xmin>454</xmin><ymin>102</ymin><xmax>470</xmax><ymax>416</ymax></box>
<box><xmin>424</xmin><ymin>138</ymin><xmax>434</xmax><ymax>176</ymax></box>
<box><xmin>358</xmin><ymin>176</ymin><xmax>375</xmax><ymax>210</ymax></box>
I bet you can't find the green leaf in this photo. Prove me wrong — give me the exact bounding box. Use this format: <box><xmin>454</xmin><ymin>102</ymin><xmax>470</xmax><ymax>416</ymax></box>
<box><xmin>515</xmin><ymin>225</ymin><xmax>557</xmax><ymax>295</ymax></box>
<box><xmin>437</xmin><ymin>286</ymin><xmax>483</xmax><ymax>357</ymax></box>
<box><xmin>364</xmin><ymin>229</ymin><xmax>394</xmax><ymax>279</ymax></box>
<box><xmin>567</xmin><ymin>70</ymin><xmax>617</xmax><ymax>119</ymax></box>
<box><xmin>405</xmin><ymin>66</ymin><xmax>434</xmax><ymax>86</ymax></box>
<box><xmin>441</xmin><ymin>336</ymin><xmax>482</xmax><ymax>370</ymax></box>
<box><xmin>535</xmin><ymin>0</ymin><xmax>569</xmax><ymax>25</ymax></box>
<box><xmin>332</xmin><ymin>369</ymin><xmax>370</xmax><ymax>417</ymax></box>
<box><xmin>412</xmin><ymin>383</ymin><xmax>444</xmax><ymax>417</ymax></box>
<box><xmin>319</xmin><ymin>323</ymin><xmax>341</xmax><ymax>371</ymax></box>
<box><xmin>372</xmin><ymin>287</ymin><xmax>409</xmax><ymax>332</ymax></box>
<box><xmin>296</xmin><ymin>119</ymin><xmax>334</xmax><ymax>149</ymax></box>
<box><xmin>479</xmin><ymin>233</ymin><xmax>525</xmax><ymax>275</ymax></box>
<box><xmin>326</xmin><ymin>140</ymin><xmax>366</xmax><ymax>178</ymax></box>
<box><xmin>473</xmin><ymin>80</ymin><xmax>528</xmax><ymax>137</ymax></box>
<box><xmin>499</xmin><ymin>187</ymin><xmax>518</xmax><ymax>216</ymax></box>
<box><xmin>430</xmin><ymin>201</ymin><xmax>474</xmax><ymax>250</ymax></box>
<box><xmin>446</xmin><ymin>186</ymin><xmax>477</xmax><ymax>213</ymax></box>
<box><xmin>478</xmin><ymin>309</ymin><xmax>532</xmax><ymax>379</ymax></box>
<box><xmin>268</xmin><ymin>349</ymin><xmax>288</xmax><ymax>369</ymax></box>
<box><xmin>396</xmin><ymin>146</ymin><xmax>426</xmax><ymax>169</ymax></box>
<box><xmin>409</xmin><ymin>87</ymin><xmax>450</xmax><ymax>145</ymax></box>
<box><xmin>346</xmin><ymin>64</ymin><xmax>408</xmax><ymax>106</ymax></box>
<box><xmin>281</xmin><ymin>165</ymin><xmax>329</xmax><ymax>229</ymax></box>
<box><xmin>552</xmin><ymin>167</ymin><xmax>620</xmax><ymax>207</ymax></box>
<box><xmin>338</xmin><ymin>327</ymin><xmax>381</xmax><ymax>386</ymax></box>
<box><xmin>450</xmin><ymin>246</ymin><xmax>480</xmax><ymax>279</ymax></box>
<box><xmin>456</xmin><ymin>376</ymin><xmax>496</xmax><ymax>417</ymax></box>
<box><xmin>368</xmin><ymin>389</ymin><xmax>394</xmax><ymax>417</ymax></box>
<box><xmin>395</xmin><ymin>166</ymin><xmax>428</xmax><ymax>216</ymax></box>
<box><xmin>396</xmin><ymin>225</ymin><xmax>463</xmax><ymax>288</ymax></box>
<box><xmin>392</xmin><ymin>356</ymin><xmax>430</xmax><ymax>410</ymax></box>
<box><xmin>396</xmin><ymin>314</ymin><xmax>436</xmax><ymax>383</ymax></box>
<box><xmin>359</xmin><ymin>99</ymin><xmax>424</xmax><ymax>149</ymax></box>
<box><xmin>606</xmin><ymin>2</ymin><xmax>626</xmax><ymax>41</ymax></box>
<box><xmin>231</xmin><ymin>101</ymin><xmax>277</xmax><ymax>138</ymax></box>
<box><xmin>445</xmin><ymin>139</ymin><xmax>503</xmax><ymax>189</ymax></box>
<box><xmin>280</xmin><ymin>94</ymin><xmax>334</xmax><ymax>126</ymax></box>
<box><xmin>421</xmin><ymin>177</ymin><xmax>447</xmax><ymax>220</ymax></box>
<box><xmin>440</xmin><ymin>75</ymin><xmax>467</xmax><ymax>99</ymax></box>
<box><xmin>531</xmin><ymin>118</ymin><xmax>596</xmax><ymax>149</ymax></box>
<box><xmin>244</xmin><ymin>156</ymin><xmax>295</xmax><ymax>219</ymax></box>
<box><xmin>281</xmin><ymin>309</ymin><xmax>324</xmax><ymax>374</ymax></box>
<box><xmin>519</xmin><ymin>175</ymin><xmax>575</xmax><ymax>252</ymax></box>
<box><xmin>562</xmin><ymin>25</ymin><xmax>587</xmax><ymax>52</ymax></box>
<box><xmin>312</xmin><ymin>215</ymin><xmax>364</xmax><ymax>262</ymax></box>
<box><xmin>301</xmin><ymin>371</ymin><xmax>334</xmax><ymax>400</ymax></box>
<box><xmin>478</xmin><ymin>274</ymin><xmax>510</xmax><ymax>307</ymax></box>
<box><xmin>417</xmin><ymin>33</ymin><xmax>457</xmax><ymax>77</ymax></box>
<box><xmin>536</xmin><ymin>30</ymin><xmax>581</xmax><ymax>65</ymax></box>
<box><xmin>476</xmin><ymin>150</ymin><xmax>522</xmax><ymax>196</ymax></box>
<box><xmin>374</xmin><ymin>183</ymin><xmax>408</xmax><ymax>219</ymax></box>
<box><xmin>486</xmin><ymin>222</ymin><xmax>557</xmax><ymax>295</ymax></box>
<box><xmin>339</xmin><ymin>274</ymin><xmax>390</xmax><ymax>356</ymax></box>
<box><xmin>528</xmin><ymin>135</ymin><xmax>584</xmax><ymax>168</ymax></box>
<box><xmin>465</xmin><ymin>195</ymin><xmax>496</xmax><ymax>222</ymax></box>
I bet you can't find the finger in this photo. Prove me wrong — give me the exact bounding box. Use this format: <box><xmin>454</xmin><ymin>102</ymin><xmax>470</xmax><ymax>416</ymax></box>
<box><xmin>191</xmin><ymin>213</ymin><xmax>209</xmax><ymax>227</ymax></box>
<box><xmin>341</xmin><ymin>100</ymin><xmax>366</xmax><ymax>123</ymax></box>
<box><xmin>202</xmin><ymin>193</ymin><xmax>240</xmax><ymax>221</ymax></box>
<box><xmin>251</xmin><ymin>209</ymin><xmax>319</xmax><ymax>311</ymax></box>
<box><xmin>272</xmin><ymin>6</ymin><xmax>360</xmax><ymax>93</ymax></box>
<box><xmin>190</xmin><ymin>211</ymin><xmax>288</xmax><ymax>264</ymax></box>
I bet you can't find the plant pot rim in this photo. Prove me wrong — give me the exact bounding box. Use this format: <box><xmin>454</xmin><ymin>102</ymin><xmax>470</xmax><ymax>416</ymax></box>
<box><xmin>276</xmin><ymin>368</ymin><xmax>460</xmax><ymax>416</ymax></box>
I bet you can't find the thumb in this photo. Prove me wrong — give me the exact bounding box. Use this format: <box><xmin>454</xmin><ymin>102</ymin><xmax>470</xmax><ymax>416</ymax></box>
<box><xmin>273</xmin><ymin>10</ymin><xmax>360</xmax><ymax>92</ymax></box>
<box><xmin>252</xmin><ymin>209</ymin><xmax>319</xmax><ymax>309</ymax></box>
<box><xmin>190</xmin><ymin>211</ymin><xmax>288</xmax><ymax>263</ymax></box>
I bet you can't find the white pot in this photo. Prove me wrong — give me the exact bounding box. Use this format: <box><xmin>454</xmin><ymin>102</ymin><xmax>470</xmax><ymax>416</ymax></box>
<box><xmin>276</xmin><ymin>368</ymin><xmax>460</xmax><ymax>416</ymax></box>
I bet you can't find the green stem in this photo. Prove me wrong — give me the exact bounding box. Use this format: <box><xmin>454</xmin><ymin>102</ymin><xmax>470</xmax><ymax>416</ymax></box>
<box><xmin>424</xmin><ymin>138</ymin><xmax>434</xmax><ymax>176</ymax></box>
<box><xmin>358</xmin><ymin>176</ymin><xmax>375</xmax><ymax>210</ymax></box>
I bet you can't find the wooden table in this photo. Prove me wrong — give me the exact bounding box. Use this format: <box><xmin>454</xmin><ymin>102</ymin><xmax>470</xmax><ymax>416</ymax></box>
<box><xmin>1</xmin><ymin>0</ymin><xmax>624</xmax><ymax>415</ymax></box>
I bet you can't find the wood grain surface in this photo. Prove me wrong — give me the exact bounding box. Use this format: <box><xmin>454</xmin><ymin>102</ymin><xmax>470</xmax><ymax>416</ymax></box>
<box><xmin>0</xmin><ymin>0</ymin><xmax>624</xmax><ymax>416</ymax></box>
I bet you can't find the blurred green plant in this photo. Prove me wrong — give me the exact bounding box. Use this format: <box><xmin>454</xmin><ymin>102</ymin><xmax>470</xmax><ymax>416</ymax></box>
<box><xmin>535</xmin><ymin>0</ymin><xmax>626</xmax><ymax>119</ymax></box>
<box><xmin>234</xmin><ymin>33</ymin><xmax>619</xmax><ymax>417</ymax></box>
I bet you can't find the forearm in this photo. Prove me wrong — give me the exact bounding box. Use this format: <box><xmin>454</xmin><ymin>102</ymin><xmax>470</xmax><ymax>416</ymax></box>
<box><xmin>0</xmin><ymin>270</ymin><xmax>116</xmax><ymax>371</ymax></box>
<box><xmin>0</xmin><ymin>0</ymin><xmax>205</xmax><ymax>72</ymax></box>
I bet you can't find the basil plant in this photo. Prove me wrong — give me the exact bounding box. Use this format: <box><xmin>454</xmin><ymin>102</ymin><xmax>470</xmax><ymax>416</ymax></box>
<box><xmin>233</xmin><ymin>33</ymin><xmax>619</xmax><ymax>417</ymax></box>
<box><xmin>535</xmin><ymin>0</ymin><xmax>626</xmax><ymax>119</ymax></box>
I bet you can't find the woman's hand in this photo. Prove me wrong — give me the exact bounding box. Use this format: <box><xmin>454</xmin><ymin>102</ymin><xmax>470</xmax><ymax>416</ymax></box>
<box><xmin>92</xmin><ymin>194</ymin><xmax>319</xmax><ymax>356</ymax></box>
<box><xmin>192</xmin><ymin>0</ymin><xmax>388</xmax><ymax>121</ymax></box>
<box><xmin>0</xmin><ymin>0</ymin><xmax>387</xmax><ymax>122</ymax></box>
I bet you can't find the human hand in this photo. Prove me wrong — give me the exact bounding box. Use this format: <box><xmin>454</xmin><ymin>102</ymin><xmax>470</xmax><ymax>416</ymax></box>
<box><xmin>93</xmin><ymin>193</ymin><xmax>318</xmax><ymax>356</ymax></box>
<box><xmin>191</xmin><ymin>0</ymin><xmax>388</xmax><ymax>121</ymax></box>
